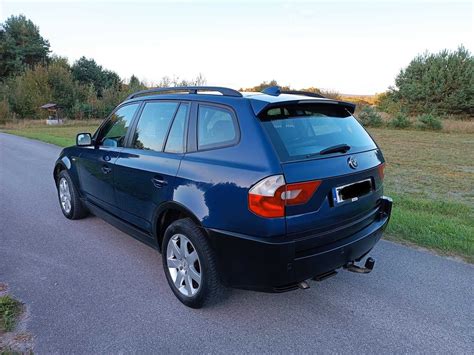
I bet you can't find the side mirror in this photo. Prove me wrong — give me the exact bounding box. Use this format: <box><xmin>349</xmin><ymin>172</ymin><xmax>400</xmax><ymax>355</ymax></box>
<box><xmin>76</xmin><ymin>133</ymin><xmax>92</xmax><ymax>146</ymax></box>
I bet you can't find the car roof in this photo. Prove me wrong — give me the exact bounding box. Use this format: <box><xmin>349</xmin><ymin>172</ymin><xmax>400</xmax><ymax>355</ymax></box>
<box><xmin>123</xmin><ymin>86</ymin><xmax>356</xmax><ymax>115</ymax></box>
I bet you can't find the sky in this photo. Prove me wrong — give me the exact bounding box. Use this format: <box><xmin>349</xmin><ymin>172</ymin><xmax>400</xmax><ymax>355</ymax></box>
<box><xmin>1</xmin><ymin>0</ymin><xmax>472</xmax><ymax>94</ymax></box>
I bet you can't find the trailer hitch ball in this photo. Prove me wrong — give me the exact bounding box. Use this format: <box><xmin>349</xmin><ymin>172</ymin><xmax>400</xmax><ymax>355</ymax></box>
<box><xmin>345</xmin><ymin>257</ymin><xmax>375</xmax><ymax>274</ymax></box>
<box><xmin>365</xmin><ymin>257</ymin><xmax>375</xmax><ymax>270</ymax></box>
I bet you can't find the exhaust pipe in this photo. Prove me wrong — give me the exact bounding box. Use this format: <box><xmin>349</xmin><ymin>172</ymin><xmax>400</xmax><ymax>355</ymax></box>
<box><xmin>344</xmin><ymin>257</ymin><xmax>375</xmax><ymax>274</ymax></box>
<box><xmin>297</xmin><ymin>280</ymin><xmax>310</xmax><ymax>289</ymax></box>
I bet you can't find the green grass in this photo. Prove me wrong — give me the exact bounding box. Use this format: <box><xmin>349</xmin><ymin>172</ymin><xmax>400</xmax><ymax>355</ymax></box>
<box><xmin>385</xmin><ymin>193</ymin><xmax>473</xmax><ymax>262</ymax></box>
<box><xmin>0</xmin><ymin>295</ymin><xmax>22</xmax><ymax>333</ymax></box>
<box><xmin>0</xmin><ymin>120</ymin><xmax>101</xmax><ymax>147</ymax></box>
<box><xmin>1</xmin><ymin>120</ymin><xmax>473</xmax><ymax>262</ymax></box>
<box><xmin>370</xmin><ymin>128</ymin><xmax>474</xmax><ymax>262</ymax></box>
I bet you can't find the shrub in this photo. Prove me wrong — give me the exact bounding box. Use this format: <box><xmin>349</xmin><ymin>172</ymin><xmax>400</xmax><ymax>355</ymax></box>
<box><xmin>0</xmin><ymin>99</ymin><xmax>12</xmax><ymax>124</ymax></box>
<box><xmin>415</xmin><ymin>113</ymin><xmax>443</xmax><ymax>131</ymax></box>
<box><xmin>357</xmin><ymin>106</ymin><xmax>384</xmax><ymax>127</ymax></box>
<box><xmin>376</xmin><ymin>91</ymin><xmax>403</xmax><ymax>115</ymax></box>
<box><xmin>389</xmin><ymin>112</ymin><xmax>412</xmax><ymax>129</ymax></box>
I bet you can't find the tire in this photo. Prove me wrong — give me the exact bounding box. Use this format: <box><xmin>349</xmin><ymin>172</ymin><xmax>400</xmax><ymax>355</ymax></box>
<box><xmin>57</xmin><ymin>170</ymin><xmax>88</xmax><ymax>220</ymax></box>
<box><xmin>162</xmin><ymin>218</ymin><xmax>223</xmax><ymax>308</ymax></box>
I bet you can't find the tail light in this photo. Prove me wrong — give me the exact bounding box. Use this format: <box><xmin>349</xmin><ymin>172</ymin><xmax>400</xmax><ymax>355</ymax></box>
<box><xmin>248</xmin><ymin>175</ymin><xmax>321</xmax><ymax>218</ymax></box>
<box><xmin>378</xmin><ymin>163</ymin><xmax>385</xmax><ymax>180</ymax></box>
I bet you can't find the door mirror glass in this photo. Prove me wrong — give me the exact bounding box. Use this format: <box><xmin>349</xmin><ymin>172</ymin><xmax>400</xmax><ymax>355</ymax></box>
<box><xmin>102</xmin><ymin>138</ymin><xmax>118</xmax><ymax>148</ymax></box>
<box><xmin>76</xmin><ymin>133</ymin><xmax>92</xmax><ymax>146</ymax></box>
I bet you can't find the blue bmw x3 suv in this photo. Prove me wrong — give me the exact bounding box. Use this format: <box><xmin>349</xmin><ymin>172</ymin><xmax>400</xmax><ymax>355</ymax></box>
<box><xmin>54</xmin><ymin>86</ymin><xmax>392</xmax><ymax>308</ymax></box>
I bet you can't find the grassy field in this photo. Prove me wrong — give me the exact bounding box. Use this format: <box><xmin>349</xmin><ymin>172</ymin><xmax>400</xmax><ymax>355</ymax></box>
<box><xmin>370</xmin><ymin>128</ymin><xmax>473</xmax><ymax>262</ymax></box>
<box><xmin>0</xmin><ymin>119</ymin><xmax>102</xmax><ymax>147</ymax></box>
<box><xmin>1</xmin><ymin>120</ymin><xmax>473</xmax><ymax>262</ymax></box>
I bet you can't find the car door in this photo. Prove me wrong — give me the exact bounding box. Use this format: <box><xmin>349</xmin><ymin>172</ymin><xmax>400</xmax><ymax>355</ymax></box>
<box><xmin>113</xmin><ymin>100</ymin><xmax>189</xmax><ymax>231</ymax></box>
<box><xmin>77</xmin><ymin>102</ymin><xmax>140</xmax><ymax>209</ymax></box>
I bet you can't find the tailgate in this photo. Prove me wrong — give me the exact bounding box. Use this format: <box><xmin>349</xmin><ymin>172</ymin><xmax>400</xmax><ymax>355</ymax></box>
<box><xmin>282</xmin><ymin>149</ymin><xmax>384</xmax><ymax>235</ymax></box>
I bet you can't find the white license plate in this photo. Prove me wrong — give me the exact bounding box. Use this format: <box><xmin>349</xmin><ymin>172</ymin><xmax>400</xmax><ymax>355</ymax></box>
<box><xmin>334</xmin><ymin>178</ymin><xmax>373</xmax><ymax>204</ymax></box>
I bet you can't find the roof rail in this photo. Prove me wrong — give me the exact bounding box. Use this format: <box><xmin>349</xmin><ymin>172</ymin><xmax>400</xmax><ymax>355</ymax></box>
<box><xmin>261</xmin><ymin>86</ymin><xmax>326</xmax><ymax>99</ymax></box>
<box><xmin>126</xmin><ymin>86</ymin><xmax>242</xmax><ymax>100</ymax></box>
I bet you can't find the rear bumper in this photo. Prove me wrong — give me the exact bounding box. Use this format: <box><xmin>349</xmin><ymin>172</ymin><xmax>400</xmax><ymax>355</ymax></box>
<box><xmin>207</xmin><ymin>196</ymin><xmax>392</xmax><ymax>292</ymax></box>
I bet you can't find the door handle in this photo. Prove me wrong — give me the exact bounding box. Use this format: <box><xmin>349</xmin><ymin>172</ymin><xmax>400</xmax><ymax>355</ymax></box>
<box><xmin>151</xmin><ymin>177</ymin><xmax>168</xmax><ymax>188</ymax></box>
<box><xmin>101</xmin><ymin>165</ymin><xmax>112</xmax><ymax>174</ymax></box>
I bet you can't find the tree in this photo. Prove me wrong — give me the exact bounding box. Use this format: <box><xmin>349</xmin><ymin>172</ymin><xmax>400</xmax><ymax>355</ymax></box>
<box><xmin>7</xmin><ymin>65</ymin><xmax>52</xmax><ymax>118</ymax></box>
<box><xmin>0</xmin><ymin>15</ymin><xmax>50</xmax><ymax>79</ymax></box>
<box><xmin>46</xmin><ymin>57</ymin><xmax>80</xmax><ymax>116</ymax></box>
<box><xmin>71</xmin><ymin>56</ymin><xmax>121</xmax><ymax>97</ymax></box>
<box><xmin>241</xmin><ymin>80</ymin><xmax>290</xmax><ymax>92</ymax></box>
<box><xmin>387</xmin><ymin>46</ymin><xmax>473</xmax><ymax>116</ymax></box>
<box><xmin>155</xmin><ymin>73</ymin><xmax>207</xmax><ymax>88</ymax></box>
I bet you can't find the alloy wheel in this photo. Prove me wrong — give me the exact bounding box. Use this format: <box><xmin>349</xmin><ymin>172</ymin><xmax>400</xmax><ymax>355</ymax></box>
<box><xmin>59</xmin><ymin>177</ymin><xmax>72</xmax><ymax>214</ymax></box>
<box><xmin>166</xmin><ymin>234</ymin><xmax>202</xmax><ymax>297</ymax></box>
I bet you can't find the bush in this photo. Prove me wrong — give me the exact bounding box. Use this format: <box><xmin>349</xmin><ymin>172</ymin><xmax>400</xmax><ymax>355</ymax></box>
<box><xmin>0</xmin><ymin>99</ymin><xmax>12</xmax><ymax>124</ymax></box>
<box><xmin>376</xmin><ymin>91</ymin><xmax>403</xmax><ymax>115</ymax></box>
<box><xmin>389</xmin><ymin>112</ymin><xmax>412</xmax><ymax>129</ymax></box>
<box><xmin>415</xmin><ymin>113</ymin><xmax>443</xmax><ymax>131</ymax></box>
<box><xmin>357</xmin><ymin>106</ymin><xmax>384</xmax><ymax>127</ymax></box>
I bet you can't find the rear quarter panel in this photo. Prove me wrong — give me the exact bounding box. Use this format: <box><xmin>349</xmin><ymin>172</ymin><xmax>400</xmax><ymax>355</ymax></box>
<box><xmin>174</xmin><ymin>100</ymin><xmax>286</xmax><ymax>237</ymax></box>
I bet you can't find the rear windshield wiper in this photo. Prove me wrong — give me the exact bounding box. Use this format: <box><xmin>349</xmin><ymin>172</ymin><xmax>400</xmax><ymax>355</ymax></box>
<box><xmin>319</xmin><ymin>144</ymin><xmax>351</xmax><ymax>155</ymax></box>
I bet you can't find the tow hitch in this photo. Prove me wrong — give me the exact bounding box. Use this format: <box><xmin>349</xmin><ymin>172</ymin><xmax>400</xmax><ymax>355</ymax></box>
<box><xmin>344</xmin><ymin>257</ymin><xmax>375</xmax><ymax>274</ymax></box>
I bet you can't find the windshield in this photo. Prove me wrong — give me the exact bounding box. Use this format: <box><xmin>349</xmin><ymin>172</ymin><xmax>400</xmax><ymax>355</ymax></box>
<box><xmin>259</xmin><ymin>103</ymin><xmax>377</xmax><ymax>162</ymax></box>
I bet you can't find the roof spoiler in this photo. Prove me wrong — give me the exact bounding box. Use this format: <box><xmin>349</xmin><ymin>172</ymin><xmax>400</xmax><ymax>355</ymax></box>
<box><xmin>250</xmin><ymin>100</ymin><xmax>355</xmax><ymax>116</ymax></box>
<box><xmin>255</xmin><ymin>86</ymin><xmax>356</xmax><ymax>115</ymax></box>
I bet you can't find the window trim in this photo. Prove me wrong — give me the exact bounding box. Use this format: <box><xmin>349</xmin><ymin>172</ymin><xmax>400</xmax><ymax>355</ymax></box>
<box><xmin>93</xmin><ymin>101</ymin><xmax>142</xmax><ymax>148</ymax></box>
<box><xmin>126</xmin><ymin>99</ymin><xmax>188</xmax><ymax>152</ymax></box>
<box><xmin>163</xmin><ymin>103</ymin><xmax>190</xmax><ymax>154</ymax></box>
<box><xmin>195</xmin><ymin>103</ymin><xmax>241</xmax><ymax>152</ymax></box>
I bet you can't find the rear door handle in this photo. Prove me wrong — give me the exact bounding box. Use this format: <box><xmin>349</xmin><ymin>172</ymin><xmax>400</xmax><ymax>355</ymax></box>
<box><xmin>151</xmin><ymin>177</ymin><xmax>168</xmax><ymax>188</ymax></box>
<box><xmin>101</xmin><ymin>165</ymin><xmax>112</xmax><ymax>174</ymax></box>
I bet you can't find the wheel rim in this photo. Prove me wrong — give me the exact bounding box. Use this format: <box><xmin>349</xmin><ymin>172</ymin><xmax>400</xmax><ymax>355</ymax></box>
<box><xmin>59</xmin><ymin>177</ymin><xmax>72</xmax><ymax>214</ymax></box>
<box><xmin>166</xmin><ymin>234</ymin><xmax>202</xmax><ymax>297</ymax></box>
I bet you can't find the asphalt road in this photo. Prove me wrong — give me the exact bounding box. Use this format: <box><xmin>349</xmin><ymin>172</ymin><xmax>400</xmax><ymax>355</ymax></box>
<box><xmin>0</xmin><ymin>132</ymin><xmax>473</xmax><ymax>354</ymax></box>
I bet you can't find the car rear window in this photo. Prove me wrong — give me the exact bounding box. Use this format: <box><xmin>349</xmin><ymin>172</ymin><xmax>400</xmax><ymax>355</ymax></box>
<box><xmin>259</xmin><ymin>103</ymin><xmax>377</xmax><ymax>161</ymax></box>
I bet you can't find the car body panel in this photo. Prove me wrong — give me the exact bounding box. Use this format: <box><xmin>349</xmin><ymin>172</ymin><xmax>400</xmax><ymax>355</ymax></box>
<box><xmin>281</xmin><ymin>149</ymin><xmax>385</xmax><ymax>234</ymax></box>
<box><xmin>75</xmin><ymin>145</ymin><xmax>122</xmax><ymax>208</ymax></box>
<box><xmin>114</xmin><ymin>149</ymin><xmax>182</xmax><ymax>232</ymax></box>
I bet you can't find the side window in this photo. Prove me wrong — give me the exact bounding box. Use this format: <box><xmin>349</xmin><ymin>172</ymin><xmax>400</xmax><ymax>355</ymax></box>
<box><xmin>100</xmin><ymin>103</ymin><xmax>139</xmax><ymax>147</ymax></box>
<box><xmin>197</xmin><ymin>105</ymin><xmax>237</xmax><ymax>150</ymax></box>
<box><xmin>132</xmin><ymin>101</ymin><xmax>179</xmax><ymax>151</ymax></box>
<box><xmin>164</xmin><ymin>104</ymin><xmax>189</xmax><ymax>153</ymax></box>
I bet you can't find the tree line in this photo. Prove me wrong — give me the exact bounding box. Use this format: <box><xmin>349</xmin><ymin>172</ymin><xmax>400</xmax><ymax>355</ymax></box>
<box><xmin>1</xmin><ymin>14</ymin><xmax>472</xmax><ymax>123</ymax></box>
<box><xmin>0</xmin><ymin>15</ymin><xmax>204</xmax><ymax>122</ymax></box>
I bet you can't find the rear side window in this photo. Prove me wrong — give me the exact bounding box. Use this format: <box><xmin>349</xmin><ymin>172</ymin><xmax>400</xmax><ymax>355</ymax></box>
<box><xmin>132</xmin><ymin>101</ymin><xmax>179</xmax><ymax>151</ymax></box>
<box><xmin>197</xmin><ymin>105</ymin><xmax>238</xmax><ymax>150</ymax></box>
<box><xmin>260</xmin><ymin>103</ymin><xmax>377</xmax><ymax>161</ymax></box>
<box><xmin>165</xmin><ymin>103</ymin><xmax>189</xmax><ymax>153</ymax></box>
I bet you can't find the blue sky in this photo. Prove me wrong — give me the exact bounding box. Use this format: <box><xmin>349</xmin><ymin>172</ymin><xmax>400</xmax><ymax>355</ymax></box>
<box><xmin>1</xmin><ymin>0</ymin><xmax>472</xmax><ymax>94</ymax></box>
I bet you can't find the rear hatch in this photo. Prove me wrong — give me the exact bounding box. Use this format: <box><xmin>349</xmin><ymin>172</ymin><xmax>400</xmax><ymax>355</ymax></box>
<box><xmin>258</xmin><ymin>102</ymin><xmax>385</xmax><ymax>239</ymax></box>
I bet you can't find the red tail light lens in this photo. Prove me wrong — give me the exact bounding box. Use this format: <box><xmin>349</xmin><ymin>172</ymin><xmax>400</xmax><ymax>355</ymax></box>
<box><xmin>248</xmin><ymin>175</ymin><xmax>286</xmax><ymax>218</ymax></box>
<box><xmin>378</xmin><ymin>163</ymin><xmax>385</xmax><ymax>180</ymax></box>
<box><xmin>248</xmin><ymin>175</ymin><xmax>321</xmax><ymax>218</ymax></box>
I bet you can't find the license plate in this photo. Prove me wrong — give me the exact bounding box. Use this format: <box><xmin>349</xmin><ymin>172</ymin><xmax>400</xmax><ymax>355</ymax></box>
<box><xmin>333</xmin><ymin>178</ymin><xmax>373</xmax><ymax>205</ymax></box>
